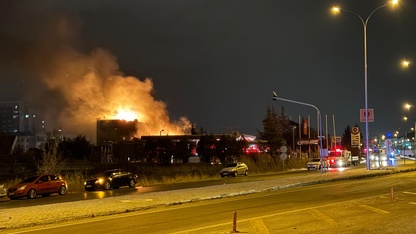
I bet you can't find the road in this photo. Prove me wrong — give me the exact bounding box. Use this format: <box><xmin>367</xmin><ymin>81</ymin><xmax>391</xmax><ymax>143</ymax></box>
<box><xmin>9</xmin><ymin>170</ymin><xmax>416</xmax><ymax>234</ymax></box>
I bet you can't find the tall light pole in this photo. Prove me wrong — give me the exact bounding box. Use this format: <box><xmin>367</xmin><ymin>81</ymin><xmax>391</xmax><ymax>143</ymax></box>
<box><xmin>331</xmin><ymin>0</ymin><xmax>399</xmax><ymax>170</ymax></box>
<box><xmin>273</xmin><ymin>91</ymin><xmax>325</xmax><ymax>174</ymax></box>
<box><xmin>404</xmin><ymin>103</ymin><xmax>416</xmax><ymax>158</ymax></box>
<box><xmin>292</xmin><ymin>126</ymin><xmax>297</xmax><ymax>152</ymax></box>
<box><xmin>160</xmin><ymin>129</ymin><xmax>164</xmax><ymax>136</ymax></box>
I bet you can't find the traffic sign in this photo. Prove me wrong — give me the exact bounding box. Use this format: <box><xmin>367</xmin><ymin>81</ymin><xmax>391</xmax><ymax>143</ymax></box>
<box><xmin>360</xmin><ymin>109</ymin><xmax>374</xmax><ymax>122</ymax></box>
<box><xmin>297</xmin><ymin>139</ymin><xmax>319</xmax><ymax>145</ymax></box>
<box><xmin>280</xmin><ymin>152</ymin><xmax>287</xmax><ymax>161</ymax></box>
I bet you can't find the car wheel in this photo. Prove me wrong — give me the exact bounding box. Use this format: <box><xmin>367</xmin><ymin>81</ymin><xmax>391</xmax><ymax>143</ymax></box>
<box><xmin>129</xmin><ymin>179</ymin><xmax>136</xmax><ymax>188</ymax></box>
<box><xmin>244</xmin><ymin>170</ymin><xmax>248</xmax><ymax>176</ymax></box>
<box><xmin>233</xmin><ymin>172</ymin><xmax>237</xmax><ymax>177</ymax></box>
<box><xmin>58</xmin><ymin>186</ymin><xmax>67</xmax><ymax>195</ymax></box>
<box><xmin>104</xmin><ymin>181</ymin><xmax>111</xmax><ymax>190</ymax></box>
<box><xmin>220</xmin><ymin>175</ymin><xmax>225</xmax><ymax>178</ymax></box>
<box><xmin>28</xmin><ymin>189</ymin><xmax>37</xmax><ymax>199</ymax></box>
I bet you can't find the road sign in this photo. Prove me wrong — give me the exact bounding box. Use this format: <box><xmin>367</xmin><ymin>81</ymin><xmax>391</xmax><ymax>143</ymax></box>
<box><xmin>297</xmin><ymin>139</ymin><xmax>319</xmax><ymax>145</ymax></box>
<box><xmin>360</xmin><ymin>109</ymin><xmax>374</xmax><ymax>122</ymax></box>
<box><xmin>280</xmin><ymin>152</ymin><xmax>287</xmax><ymax>161</ymax></box>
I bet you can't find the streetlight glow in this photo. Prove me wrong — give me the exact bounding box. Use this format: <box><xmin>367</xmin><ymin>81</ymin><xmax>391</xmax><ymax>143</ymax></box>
<box><xmin>331</xmin><ymin>7</ymin><xmax>340</xmax><ymax>14</ymax></box>
<box><xmin>402</xmin><ymin>60</ymin><xmax>410</xmax><ymax>68</ymax></box>
<box><xmin>331</xmin><ymin>0</ymin><xmax>399</xmax><ymax>170</ymax></box>
<box><xmin>405</xmin><ymin>103</ymin><xmax>413</xmax><ymax>110</ymax></box>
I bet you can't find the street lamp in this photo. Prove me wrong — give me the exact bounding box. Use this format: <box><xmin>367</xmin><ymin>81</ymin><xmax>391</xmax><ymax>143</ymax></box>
<box><xmin>401</xmin><ymin>59</ymin><xmax>411</xmax><ymax>68</ymax></box>
<box><xmin>404</xmin><ymin>103</ymin><xmax>416</xmax><ymax>157</ymax></box>
<box><xmin>331</xmin><ymin>0</ymin><xmax>399</xmax><ymax>170</ymax></box>
<box><xmin>273</xmin><ymin>91</ymin><xmax>325</xmax><ymax>174</ymax></box>
<box><xmin>160</xmin><ymin>129</ymin><xmax>164</xmax><ymax>136</ymax></box>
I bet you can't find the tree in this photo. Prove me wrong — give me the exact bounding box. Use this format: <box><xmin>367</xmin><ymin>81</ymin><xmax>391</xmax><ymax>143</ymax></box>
<box><xmin>174</xmin><ymin>137</ymin><xmax>193</xmax><ymax>163</ymax></box>
<box><xmin>258</xmin><ymin>105</ymin><xmax>285</xmax><ymax>156</ymax></box>
<box><xmin>341</xmin><ymin>125</ymin><xmax>352</xmax><ymax>151</ymax></box>
<box><xmin>277</xmin><ymin>106</ymin><xmax>293</xmax><ymax>147</ymax></box>
<box><xmin>58</xmin><ymin>135</ymin><xmax>94</xmax><ymax>162</ymax></box>
<box><xmin>197</xmin><ymin>134</ymin><xmax>217</xmax><ymax>163</ymax></box>
<box><xmin>36</xmin><ymin>130</ymin><xmax>67</xmax><ymax>174</ymax></box>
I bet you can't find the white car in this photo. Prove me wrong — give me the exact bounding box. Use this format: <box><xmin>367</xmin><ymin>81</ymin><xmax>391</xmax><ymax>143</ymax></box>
<box><xmin>307</xmin><ymin>158</ymin><xmax>328</xmax><ymax>170</ymax></box>
<box><xmin>220</xmin><ymin>162</ymin><xmax>248</xmax><ymax>177</ymax></box>
<box><xmin>0</xmin><ymin>184</ymin><xmax>6</xmax><ymax>198</ymax></box>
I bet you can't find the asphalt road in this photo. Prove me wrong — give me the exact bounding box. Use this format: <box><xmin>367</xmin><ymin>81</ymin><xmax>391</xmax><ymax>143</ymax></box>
<box><xmin>10</xmin><ymin>170</ymin><xmax>416</xmax><ymax>234</ymax></box>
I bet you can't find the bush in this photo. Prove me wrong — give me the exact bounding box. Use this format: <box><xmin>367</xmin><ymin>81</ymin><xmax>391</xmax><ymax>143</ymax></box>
<box><xmin>2</xmin><ymin>153</ymin><xmax>309</xmax><ymax>194</ymax></box>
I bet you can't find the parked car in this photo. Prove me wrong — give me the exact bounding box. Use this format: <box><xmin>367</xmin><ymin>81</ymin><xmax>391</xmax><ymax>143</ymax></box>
<box><xmin>307</xmin><ymin>158</ymin><xmax>328</xmax><ymax>170</ymax></box>
<box><xmin>0</xmin><ymin>184</ymin><xmax>6</xmax><ymax>198</ymax></box>
<box><xmin>7</xmin><ymin>174</ymin><xmax>68</xmax><ymax>199</ymax></box>
<box><xmin>220</xmin><ymin>162</ymin><xmax>248</xmax><ymax>177</ymax></box>
<box><xmin>84</xmin><ymin>169</ymin><xmax>139</xmax><ymax>191</ymax></box>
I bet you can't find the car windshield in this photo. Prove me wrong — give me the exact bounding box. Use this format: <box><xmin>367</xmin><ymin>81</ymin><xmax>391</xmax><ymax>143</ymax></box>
<box><xmin>20</xmin><ymin>176</ymin><xmax>39</xmax><ymax>183</ymax></box>
<box><xmin>226</xmin><ymin>163</ymin><xmax>237</xmax><ymax>167</ymax></box>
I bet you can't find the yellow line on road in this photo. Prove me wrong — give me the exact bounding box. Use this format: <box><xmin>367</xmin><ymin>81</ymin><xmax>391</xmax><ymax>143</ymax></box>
<box><xmin>408</xmin><ymin>202</ymin><xmax>416</xmax><ymax>205</ymax></box>
<box><xmin>403</xmin><ymin>191</ymin><xmax>416</xmax><ymax>195</ymax></box>
<box><xmin>309</xmin><ymin>209</ymin><xmax>337</xmax><ymax>225</ymax></box>
<box><xmin>353</xmin><ymin>202</ymin><xmax>389</xmax><ymax>214</ymax></box>
<box><xmin>251</xmin><ymin>219</ymin><xmax>270</xmax><ymax>234</ymax></box>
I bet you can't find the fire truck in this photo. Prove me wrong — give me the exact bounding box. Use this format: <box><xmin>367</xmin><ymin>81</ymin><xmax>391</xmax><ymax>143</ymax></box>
<box><xmin>328</xmin><ymin>148</ymin><xmax>359</xmax><ymax>167</ymax></box>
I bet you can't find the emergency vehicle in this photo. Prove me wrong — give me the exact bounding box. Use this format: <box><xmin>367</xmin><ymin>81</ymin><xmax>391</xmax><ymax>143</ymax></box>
<box><xmin>328</xmin><ymin>148</ymin><xmax>359</xmax><ymax>167</ymax></box>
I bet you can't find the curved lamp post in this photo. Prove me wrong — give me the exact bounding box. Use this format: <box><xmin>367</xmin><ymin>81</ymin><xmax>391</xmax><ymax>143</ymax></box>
<box><xmin>273</xmin><ymin>91</ymin><xmax>325</xmax><ymax>174</ymax></box>
<box><xmin>331</xmin><ymin>0</ymin><xmax>399</xmax><ymax>170</ymax></box>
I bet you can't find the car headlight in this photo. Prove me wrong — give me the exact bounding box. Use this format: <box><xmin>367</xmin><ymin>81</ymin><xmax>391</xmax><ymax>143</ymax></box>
<box><xmin>84</xmin><ymin>182</ymin><xmax>87</xmax><ymax>185</ymax></box>
<box><xmin>18</xmin><ymin>185</ymin><xmax>27</xmax><ymax>190</ymax></box>
<box><xmin>95</xmin><ymin>178</ymin><xmax>104</xmax><ymax>184</ymax></box>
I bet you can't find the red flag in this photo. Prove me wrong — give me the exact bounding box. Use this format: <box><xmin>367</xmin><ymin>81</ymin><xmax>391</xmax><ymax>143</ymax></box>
<box><xmin>303</xmin><ymin>118</ymin><xmax>308</xmax><ymax>135</ymax></box>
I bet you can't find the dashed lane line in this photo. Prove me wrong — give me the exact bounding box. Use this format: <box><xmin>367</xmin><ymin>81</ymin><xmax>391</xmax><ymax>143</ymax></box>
<box><xmin>250</xmin><ymin>218</ymin><xmax>270</xmax><ymax>234</ymax></box>
<box><xmin>309</xmin><ymin>209</ymin><xmax>337</xmax><ymax>225</ymax></box>
<box><xmin>353</xmin><ymin>202</ymin><xmax>390</xmax><ymax>214</ymax></box>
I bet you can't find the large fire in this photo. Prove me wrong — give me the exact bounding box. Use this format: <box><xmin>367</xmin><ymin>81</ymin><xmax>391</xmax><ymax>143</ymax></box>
<box><xmin>39</xmin><ymin>49</ymin><xmax>191</xmax><ymax>142</ymax></box>
<box><xmin>115</xmin><ymin>109</ymin><xmax>139</xmax><ymax>122</ymax></box>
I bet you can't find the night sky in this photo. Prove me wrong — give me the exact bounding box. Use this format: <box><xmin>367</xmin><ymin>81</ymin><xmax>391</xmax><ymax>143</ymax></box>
<box><xmin>1</xmin><ymin>0</ymin><xmax>415</xmax><ymax>142</ymax></box>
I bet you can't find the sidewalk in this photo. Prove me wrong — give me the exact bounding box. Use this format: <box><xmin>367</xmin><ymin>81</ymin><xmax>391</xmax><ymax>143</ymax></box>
<box><xmin>1</xmin><ymin>161</ymin><xmax>416</xmax><ymax>231</ymax></box>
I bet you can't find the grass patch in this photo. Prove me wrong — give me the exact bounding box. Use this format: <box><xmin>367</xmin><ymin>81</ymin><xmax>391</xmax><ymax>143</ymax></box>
<box><xmin>1</xmin><ymin>154</ymin><xmax>309</xmax><ymax>194</ymax></box>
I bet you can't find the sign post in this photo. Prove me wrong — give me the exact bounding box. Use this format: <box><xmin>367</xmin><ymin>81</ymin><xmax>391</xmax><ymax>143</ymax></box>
<box><xmin>280</xmin><ymin>146</ymin><xmax>287</xmax><ymax>171</ymax></box>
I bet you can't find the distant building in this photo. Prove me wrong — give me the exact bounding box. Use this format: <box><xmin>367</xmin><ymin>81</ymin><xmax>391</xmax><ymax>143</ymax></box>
<box><xmin>96</xmin><ymin>119</ymin><xmax>139</xmax><ymax>162</ymax></box>
<box><xmin>0</xmin><ymin>101</ymin><xmax>47</xmax><ymax>151</ymax></box>
<box><xmin>96</xmin><ymin>119</ymin><xmax>139</xmax><ymax>146</ymax></box>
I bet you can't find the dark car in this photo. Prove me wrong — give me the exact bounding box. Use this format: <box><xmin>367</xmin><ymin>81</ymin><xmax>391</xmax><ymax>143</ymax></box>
<box><xmin>84</xmin><ymin>169</ymin><xmax>139</xmax><ymax>191</ymax></box>
<box><xmin>7</xmin><ymin>174</ymin><xmax>68</xmax><ymax>199</ymax></box>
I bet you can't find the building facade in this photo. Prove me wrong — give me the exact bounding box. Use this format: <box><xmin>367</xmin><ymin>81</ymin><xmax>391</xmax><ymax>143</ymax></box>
<box><xmin>0</xmin><ymin>101</ymin><xmax>47</xmax><ymax>151</ymax></box>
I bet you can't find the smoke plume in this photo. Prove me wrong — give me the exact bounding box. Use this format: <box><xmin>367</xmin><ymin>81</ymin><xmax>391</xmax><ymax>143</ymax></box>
<box><xmin>0</xmin><ymin>1</ymin><xmax>191</xmax><ymax>143</ymax></box>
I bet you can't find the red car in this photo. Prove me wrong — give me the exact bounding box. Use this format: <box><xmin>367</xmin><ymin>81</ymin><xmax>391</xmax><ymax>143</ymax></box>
<box><xmin>7</xmin><ymin>174</ymin><xmax>68</xmax><ymax>199</ymax></box>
